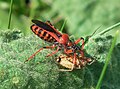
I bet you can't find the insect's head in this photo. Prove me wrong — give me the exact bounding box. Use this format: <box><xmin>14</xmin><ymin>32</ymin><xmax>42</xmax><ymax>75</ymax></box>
<box><xmin>59</xmin><ymin>33</ymin><xmax>69</xmax><ymax>45</ymax></box>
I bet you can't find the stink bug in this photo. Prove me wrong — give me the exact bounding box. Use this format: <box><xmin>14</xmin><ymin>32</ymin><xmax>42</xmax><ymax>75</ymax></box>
<box><xmin>56</xmin><ymin>54</ymin><xmax>94</xmax><ymax>71</ymax></box>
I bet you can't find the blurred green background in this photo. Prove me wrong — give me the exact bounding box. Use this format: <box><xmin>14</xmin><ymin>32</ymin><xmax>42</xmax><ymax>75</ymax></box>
<box><xmin>0</xmin><ymin>0</ymin><xmax>120</xmax><ymax>38</ymax></box>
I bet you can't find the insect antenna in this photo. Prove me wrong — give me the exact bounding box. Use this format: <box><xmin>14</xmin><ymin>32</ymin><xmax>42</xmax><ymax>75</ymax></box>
<box><xmin>84</xmin><ymin>25</ymin><xmax>102</xmax><ymax>45</ymax></box>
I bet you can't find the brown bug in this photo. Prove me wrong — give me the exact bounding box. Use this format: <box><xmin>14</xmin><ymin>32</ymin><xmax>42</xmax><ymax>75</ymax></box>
<box><xmin>56</xmin><ymin>54</ymin><xmax>94</xmax><ymax>71</ymax></box>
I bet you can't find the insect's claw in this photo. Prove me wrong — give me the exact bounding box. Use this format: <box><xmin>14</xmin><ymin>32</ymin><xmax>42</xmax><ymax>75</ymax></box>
<box><xmin>87</xmin><ymin>59</ymin><xmax>96</xmax><ymax>65</ymax></box>
<box><xmin>45</xmin><ymin>55</ymin><xmax>49</xmax><ymax>57</ymax></box>
<box><xmin>24</xmin><ymin>59</ymin><xmax>29</xmax><ymax>63</ymax></box>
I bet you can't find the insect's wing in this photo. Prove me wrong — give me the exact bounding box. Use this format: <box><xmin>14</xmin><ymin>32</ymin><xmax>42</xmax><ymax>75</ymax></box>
<box><xmin>45</xmin><ymin>21</ymin><xmax>62</xmax><ymax>36</ymax></box>
<box><xmin>32</xmin><ymin>20</ymin><xmax>62</xmax><ymax>37</ymax></box>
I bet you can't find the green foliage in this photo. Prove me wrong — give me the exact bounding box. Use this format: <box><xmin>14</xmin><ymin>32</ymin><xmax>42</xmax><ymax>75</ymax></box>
<box><xmin>96</xmin><ymin>30</ymin><xmax>119</xmax><ymax>89</ymax></box>
<box><xmin>85</xmin><ymin>35</ymin><xmax>113</xmax><ymax>62</ymax></box>
<box><xmin>0</xmin><ymin>30</ymin><xmax>22</xmax><ymax>42</ymax></box>
<box><xmin>0</xmin><ymin>30</ymin><xmax>120</xmax><ymax>89</ymax></box>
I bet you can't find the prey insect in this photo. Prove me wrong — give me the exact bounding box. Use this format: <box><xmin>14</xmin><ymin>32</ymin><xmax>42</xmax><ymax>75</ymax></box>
<box><xmin>25</xmin><ymin>19</ymin><xmax>99</xmax><ymax>66</ymax></box>
<box><xmin>56</xmin><ymin>54</ymin><xmax>94</xmax><ymax>71</ymax></box>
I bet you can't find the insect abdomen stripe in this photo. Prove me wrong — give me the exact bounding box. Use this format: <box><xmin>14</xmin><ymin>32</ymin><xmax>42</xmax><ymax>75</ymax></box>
<box><xmin>31</xmin><ymin>24</ymin><xmax>57</xmax><ymax>42</ymax></box>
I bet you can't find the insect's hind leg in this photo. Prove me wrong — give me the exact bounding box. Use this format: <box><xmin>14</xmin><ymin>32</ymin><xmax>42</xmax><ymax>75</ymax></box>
<box><xmin>25</xmin><ymin>45</ymin><xmax>55</xmax><ymax>62</ymax></box>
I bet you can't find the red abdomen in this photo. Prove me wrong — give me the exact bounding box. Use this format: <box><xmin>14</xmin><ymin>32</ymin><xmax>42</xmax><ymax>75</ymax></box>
<box><xmin>31</xmin><ymin>24</ymin><xmax>56</xmax><ymax>42</ymax></box>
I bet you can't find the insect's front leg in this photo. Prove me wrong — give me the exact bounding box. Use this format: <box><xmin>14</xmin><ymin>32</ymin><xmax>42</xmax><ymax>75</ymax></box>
<box><xmin>72</xmin><ymin>53</ymin><xmax>77</xmax><ymax>68</ymax></box>
<box><xmin>64</xmin><ymin>49</ymin><xmax>73</xmax><ymax>54</ymax></box>
<box><xmin>74</xmin><ymin>37</ymin><xmax>84</xmax><ymax>50</ymax></box>
<box><xmin>25</xmin><ymin>45</ymin><xmax>56</xmax><ymax>62</ymax></box>
<box><xmin>79</xmin><ymin>50</ymin><xmax>84</xmax><ymax>57</ymax></box>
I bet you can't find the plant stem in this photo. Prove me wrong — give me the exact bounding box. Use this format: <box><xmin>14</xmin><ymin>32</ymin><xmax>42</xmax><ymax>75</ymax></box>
<box><xmin>95</xmin><ymin>30</ymin><xmax>119</xmax><ymax>89</ymax></box>
<box><xmin>8</xmin><ymin>0</ymin><xmax>13</xmax><ymax>29</ymax></box>
<box><xmin>60</xmin><ymin>19</ymin><xmax>67</xmax><ymax>32</ymax></box>
<box><xmin>99</xmin><ymin>22</ymin><xmax>120</xmax><ymax>35</ymax></box>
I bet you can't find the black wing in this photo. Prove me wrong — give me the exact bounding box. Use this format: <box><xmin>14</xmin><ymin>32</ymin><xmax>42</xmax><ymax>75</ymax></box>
<box><xmin>32</xmin><ymin>20</ymin><xmax>62</xmax><ymax>36</ymax></box>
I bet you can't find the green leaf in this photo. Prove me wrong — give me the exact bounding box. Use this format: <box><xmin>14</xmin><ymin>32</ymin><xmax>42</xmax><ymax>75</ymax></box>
<box><xmin>0</xmin><ymin>30</ymin><xmax>120</xmax><ymax>89</ymax></box>
<box><xmin>96</xmin><ymin>30</ymin><xmax>119</xmax><ymax>89</ymax></box>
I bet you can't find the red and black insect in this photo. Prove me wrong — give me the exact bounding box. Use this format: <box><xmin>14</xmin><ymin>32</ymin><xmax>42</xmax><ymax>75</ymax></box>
<box><xmin>31</xmin><ymin>20</ymin><xmax>62</xmax><ymax>43</ymax></box>
<box><xmin>25</xmin><ymin>20</ymin><xmax>87</xmax><ymax>66</ymax></box>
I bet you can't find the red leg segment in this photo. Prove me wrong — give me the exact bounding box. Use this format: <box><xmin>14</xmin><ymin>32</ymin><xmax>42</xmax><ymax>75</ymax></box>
<box><xmin>64</xmin><ymin>48</ymin><xmax>73</xmax><ymax>54</ymax></box>
<box><xmin>73</xmin><ymin>53</ymin><xmax>77</xmax><ymax>65</ymax></box>
<box><xmin>25</xmin><ymin>45</ymin><xmax>55</xmax><ymax>62</ymax></box>
<box><xmin>46</xmin><ymin>47</ymin><xmax>60</xmax><ymax>57</ymax></box>
<box><xmin>79</xmin><ymin>50</ymin><xmax>84</xmax><ymax>57</ymax></box>
<box><xmin>74</xmin><ymin>37</ymin><xmax>84</xmax><ymax>50</ymax></box>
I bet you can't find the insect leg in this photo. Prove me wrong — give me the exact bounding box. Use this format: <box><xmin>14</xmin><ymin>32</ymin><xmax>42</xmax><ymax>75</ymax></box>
<box><xmin>79</xmin><ymin>50</ymin><xmax>84</xmax><ymax>57</ymax></box>
<box><xmin>46</xmin><ymin>47</ymin><xmax>60</xmax><ymax>57</ymax></box>
<box><xmin>64</xmin><ymin>49</ymin><xmax>73</xmax><ymax>54</ymax></box>
<box><xmin>25</xmin><ymin>45</ymin><xmax>55</xmax><ymax>62</ymax></box>
<box><xmin>74</xmin><ymin>37</ymin><xmax>84</xmax><ymax>50</ymax></box>
<box><xmin>72</xmin><ymin>53</ymin><xmax>77</xmax><ymax>69</ymax></box>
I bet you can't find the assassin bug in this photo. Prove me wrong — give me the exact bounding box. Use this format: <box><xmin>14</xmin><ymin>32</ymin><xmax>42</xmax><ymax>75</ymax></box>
<box><xmin>56</xmin><ymin>54</ymin><xmax>94</xmax><ymax>71</ymax></box>
<box><xmin>25</xmin><ymin>19</ymin><xmax>99</xmax><ymax>66</ymax></box>
<box><xmin>25</xmin><ymin>20</ymin><xmax>84</xmax><ymax>63</ymax></box>
<box><xmin>25</xmin><ymin>20</ymin><xmax>73</xmax><ymax>61</ymax></box>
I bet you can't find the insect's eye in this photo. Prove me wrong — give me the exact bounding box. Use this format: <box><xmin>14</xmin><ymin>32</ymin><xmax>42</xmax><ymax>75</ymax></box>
<box><xmin>56</xmin><ymin>57</ymin><xmax>61</xmax><ymax>63</ymax></box>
